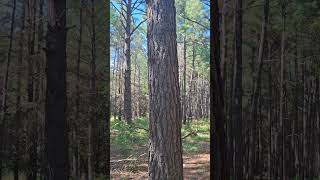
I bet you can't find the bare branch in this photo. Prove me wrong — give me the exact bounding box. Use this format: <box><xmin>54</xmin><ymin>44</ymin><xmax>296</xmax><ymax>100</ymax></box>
<box><xmin>111</xmin><ymin>1</ymin><xmax>127</xmax><ymax>21</ymax></box>
<box><xmin>134</xmin><ymin>8</ymin><xmax>146</xmax><ymax>14</ymax></box>
<box><xmin>130</xmin><ymin>18</ymin><xmax>147</xmax><ymax>35</ymax></box>
<box><xmin>132</xmin><ymin>0</ymin><xmax>144</xmax><ymax>12</ymax></box>
<box><xmin>122</xmin><ymin>0</ymin><xmax>128</xmax><ymax>6</ymax></box>
<box><xmin>179</xmin><ymin>14</ymin><xmax>209</xmax><ymax>30</ymax></box>
<box><xmin>182</xmin><ymin>131</ymin><xmax>198</xmax><ymax>139</ymax></box>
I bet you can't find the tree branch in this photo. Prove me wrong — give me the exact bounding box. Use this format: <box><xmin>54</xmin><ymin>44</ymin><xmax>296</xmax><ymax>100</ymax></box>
<box><xmin>111</xmin><ymin>1</ymin><xmax>127</xmax><ymax>21</ymax></box>
<box><xmin>182</xmin><ymin>131</ymin><xmax>198</xmax><ymax>139</ymax></box>
<box><xmin>130</xmin><ymin>18</ymin><xmax>147</xmax><ymax>35</ymax></box>
<box><xmin>180</xmin><ymin>14</ymin><xmax>209</xmax><ymax>30</ymax></box>
<box><xmin>132</xmin><ymin>0</ymin><xmax>144</xmax><ymax>12</ymax></box>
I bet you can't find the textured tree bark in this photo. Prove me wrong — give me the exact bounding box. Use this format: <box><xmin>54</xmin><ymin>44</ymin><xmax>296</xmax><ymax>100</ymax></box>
<box><xmin>302</xmin><ymin>49</ymin><xmax>306</xmax><ymax>180</ymax></box>
<box><xmin>147</xmin><ymin>0</ymin><xmax>183</xmax><ymax>179</ymax></box>
<box><xmin>14</xmin><ymin>1</ymin><xmax>25</xmax><ymax>180</ymax></box>
<box><xmin>292</xmin><ymin>29</ymin><xmax>299</xmax><ymax>179</ymax></box>
<box><xmin>232</xmin><ymin>0</ymin><xmax>243</xmax><ymax>178</ymax></box>
<box><xmin>45</xmin><ymin>0</ymin><xmax>69</xmax><ymax>179</ymax></box>
<box><xmin>280</xmin><ymin>3</ymin><xmax>286</xmax><ymax>179</ymax></box>
<box><xmin>0</xmin><ymin>0</ymin><xmax>17</xmax><ymax>179</ymax></box>
<box><xmin>27</xmin><ymin>0</ymin><xmax>35</xmax><ymax>102</ymax></box>
<box><xmin>27</xmin><ymin>1</ymin><xmax>37</xmax><ymax>178</ymax></box>
<box><xmin>124</xmin><ymin>0</ymin><xmax>133</xmax><ymax>124</ymax></box>
<box><xmin>183</xmin><ymin>35</ymin><xmax>187</xmax><ymax>124</ymax></box>
<box><xmin>105</xmin><ymin>1</ymin><xmax>111</xmax><ymax>177</ymax></box>
<box><xmin>267</xmin><ymin>41</ymin><xmax>273</xmax><ymax>180</ymax></box>
<box><xmin>88</xmin><ymin>0</ymin><xmax>97</xmax><ymax>179</ymax></box>
<box><xmin>221</xmin><ymin>0</ymin><xmax>228</xmax><ymax>84</ymax></box>
<box><xmin>249</xmin><ymin>0</ymin><xmax>269</xmax><ymax>178</ymax></box>
<box><xmin>73</xmin><ymin>1</ymin><xmax>83</xmax><ymax>180</ymax></box>
<box><xmin>211</xmin><ymin>0</ymin><xmax>227</xmax><ymax>179</ymax></box>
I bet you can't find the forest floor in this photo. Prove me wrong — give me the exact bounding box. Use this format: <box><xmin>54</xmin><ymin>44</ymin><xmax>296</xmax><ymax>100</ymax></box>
<box><xmin>110</xmin><ymin>117</ymin><xmax>210</xmax><ymax>179</ymax></box>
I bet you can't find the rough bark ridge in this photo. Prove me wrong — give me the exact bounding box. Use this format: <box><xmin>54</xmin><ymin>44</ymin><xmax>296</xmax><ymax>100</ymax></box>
<box><xmin>45</xmin><ymin>0</ymin><xmax>69</xmax><ymax>179</ymax></box>
<box><xmin>88</xmin><ymin>0</ymin><xmax>97</xmax><ymax>179</ymax></box>
<box><xmin>232</xmin><ymin>0</ymin><xmax>243</xmax><ymax>178</ymax></box>
<box><xmin>211</xmin><ymin>0</ymin><xmax>227</xmax><ymax>179</ymax></box>
<box><xmin>147</xmin><ymin>0</ymin><xmax>183</xmax><ymax>179</ymax></box>
<box><xmin>0</xmin><ymin>0</ymin><xmax>17</xmax><ymax>179</ymax></box>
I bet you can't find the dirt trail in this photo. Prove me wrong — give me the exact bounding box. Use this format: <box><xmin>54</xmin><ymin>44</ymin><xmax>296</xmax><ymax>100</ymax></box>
<box><xmin>111</xmin><ymin>153</ymin><xmax>210</xmax><ymax>179</ymax></box>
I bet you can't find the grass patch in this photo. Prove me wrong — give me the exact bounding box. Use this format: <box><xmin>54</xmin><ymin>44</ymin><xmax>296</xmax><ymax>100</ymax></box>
<box><xmin>111</xmin><ymin>117</ymin><xmax>209</xmax><ymax>156</ymax></box>
<box><xmin>182</xmin><ymin>119</ymin><xmax>210</xmax><ymax>154</ymax></box>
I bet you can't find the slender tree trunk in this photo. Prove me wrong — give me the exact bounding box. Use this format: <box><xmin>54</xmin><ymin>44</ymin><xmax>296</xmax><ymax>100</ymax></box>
<box><xmin>113</xmin><ymin>47</ymin><xmax>120</xmax><ymax>119</ymax></box>
<box><xmin>45</xmin><ymin>0</ymin><xmax>69</xmax><ymax>179</ymax></box>
<box><xmin>133</xmin><ymin>55</ymin><xmax>137</xmax><ymax>118</ymax></box>
<box><xmin>147</xmin><ymin>0</ymin><xmax>183</xmax><ymax>178</ymax></box>
<box><xmin>37</xmin><ymin>1</ymin><xmax>46</xmax><ymax>177</ymax></box>
<box><xmin>0</xmin><ymin>0</ymin><xmax>16</xmax><ymax>179</ymax></box>
<box><xmin>105</xmin><ymin>0</ymin><xmax>111</xmax><ymax>175</ymax></box>
<box><xmin>280</xmin><ymin>3</ymin><xmax>286</xmax><ymax>179</ymax></box>
<box><xmin>302</xmin><ymin>51</ymin><xmax>307</xmax><ymax>180</ymax></box>
<box><xmin>221</xmin><ymin>0</ymin><xmax>228</xmax><ymax>84</ymax></box>
<box><xmin>118</xmin><ymin>48</ymin><xmax>124</xmax><ymax>121</ymax></box>
<box><xmin>124</xmin><ymin>0</ymin><xmax>133</xmax><ymax>124</ymax></box>
<box><xmin>292</xmin><ymin>29</ymin><xmax>299</xmax><ymax>179</ymax></box>
<box><xmin>88</xmin><ymin>0</ymin><xmax>97</xmax><ymax>179</ymax></box>
<box><xmin>111</xmin><ymin>47</ymin><xmax>117</xmax><ymax>117</ymax></box>
<box><xmin>183</xmin><ymin>35</ymin><xmax>187</xmax><ymax>124</ymax></box>
<box><xmin>249</xmin><ymin>0</ymin><xmax>269</xmax><ymax>178</ymax></box>
<box><xmin>211</xmin><ymin>0</ymin><xmax>227</xmax><ymax>179</ymax></box>
<box><xmin>267</xmin><ymin>41</ymin><xmax>272</xmax><ymax>180</ymax></box>
<box><xmin>27</xmin><ymin>0</ymin><xmax>35</xmax><ymax>102</ymax></box>
<box><xmin>232</xmin><ymin>0</ymin><xmax>243</xmax><ymax>178</ymax></box>
<box><xmin>27</xmin><ymin>1</ymin><xmax>37</xmax><ymax>178</ymax></box>
<box><xmin>73</xmin><ymin>1</ymin><xmax>83</xmax><ymax>180</ymax></box>
<box><xmin>14</xmin><ymin>1</ymin><xmax>25</xmax><ymax>180</ymax></box>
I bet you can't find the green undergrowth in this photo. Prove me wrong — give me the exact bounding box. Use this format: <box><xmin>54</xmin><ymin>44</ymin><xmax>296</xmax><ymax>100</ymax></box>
<box><xmin>111</xmin><ymin>116</ymin><xmax>209</xmax><ymax>157</ymax></box>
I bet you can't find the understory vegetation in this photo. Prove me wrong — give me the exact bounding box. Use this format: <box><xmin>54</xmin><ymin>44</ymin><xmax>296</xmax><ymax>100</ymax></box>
<box><xmin>111</xmin><ymin>117</ymin><xmax>209</xmax><ymax>157</ymax></box>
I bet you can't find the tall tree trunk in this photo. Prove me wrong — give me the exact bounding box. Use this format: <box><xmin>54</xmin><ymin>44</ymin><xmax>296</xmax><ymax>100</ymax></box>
<box><xmin>14</xmin><ymin>1</ymin><xmax>25</xmax><ymax>180</ymax></box>
<box><xmin>249</xmin><ymin>0</ymin><xmax>269</xmax><ymax>178</ymax></box>
<box><xmin>221</xmin><ymin>0</ymin><xmax>228</xmax><ymax>85</ymax></box>
<box><xmin>232</xmin><ymin>0</ymin><xmax>243</xmax><ymax>178</ymax></box>
<box><xmin>0</xmin><ymin>0</ymin><xmax>17</xmax><ymax>179</ymax></box>
<box><xmin>105</xmin><ymin>0</ymin><xmax>111</xmax><ymax>176</ymax></box>
<box><xmin>147</xmin><ymin>0</ymin><xmax>183</xmax><ymax>178</ymax></box>
<box><xmin>137</xmin><ymin>59</ymin><xmax>141</xmax><ymax>117</ymax></box>
<box><xmin>280</xmin><ymin>3</ymin><xmax>286</xmax><ymax>179</ymax></box>
<box><xmin>45</xmin><ymin>0</ymin><xmax>69</xmax><ymax>179</ymax></box>
<box><xmin>37</xmin><ymin>1</ymin><xmax>46</xmax><ymax>176</ymax></box>
<box><xmin>73</xmin><ymin>1</ymin><xmax>83</xmax><ymax>180</ymax></box>
<box><xmin>292</xmin><ymin>29</ymin><xmax>299</xmax><ymax>179</ymax></box>
<box><xmin>183</xmin><ymin>35</ymin><xmax>187</xmax><ymax>124</ymax></box>
<box><xmin>112</xmin><ymin>47</ymin><xmax>119</xmax><ymax>119</ymax></box>
<box><xmin>118</xmin><ymin>48</ymin><xmax>124</xmax><ymax>121</ymax></box>
<box><xmin>211</xmin><ymin>0</ymin><xmax>227</xmax><ymax>179</ymax></box>
<box><xmin>88</xmin><ymin>0</ymin><xmax>97</xmax><ymax>179</ymax></box>
<box><xmin>267</xmin><ymin>41</ymin><xmax>273</xmax><ymax>180</ymax></box>
<box><xmin>27</xmin><ymin>0</ymin><xmax>35</xmax><ymax>102</ymax></box>
<box><xmin>133</xmin><ymin>55</ymin><xmax>137</xmax><ymax>118</ymax></box>
<box><xmin>27</xmin><ymin>1</ymin><xmax>37</xmax><ymax>178</ymax></box>
<box><xmin>302</xmin><ymin>48</ymin><xmax>307</xmax><ymax>180</ymax></box>
<box><xmin>124</xmin><ymin>0</ymin><xmax>133</xmax><ymax>124</ymax></box>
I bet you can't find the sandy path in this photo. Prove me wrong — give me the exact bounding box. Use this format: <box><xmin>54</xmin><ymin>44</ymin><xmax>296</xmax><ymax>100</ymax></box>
<box><xmin>111</xmin><ymin>153</ymin><xmax>210</xmax><ymax>179</ymax></box>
